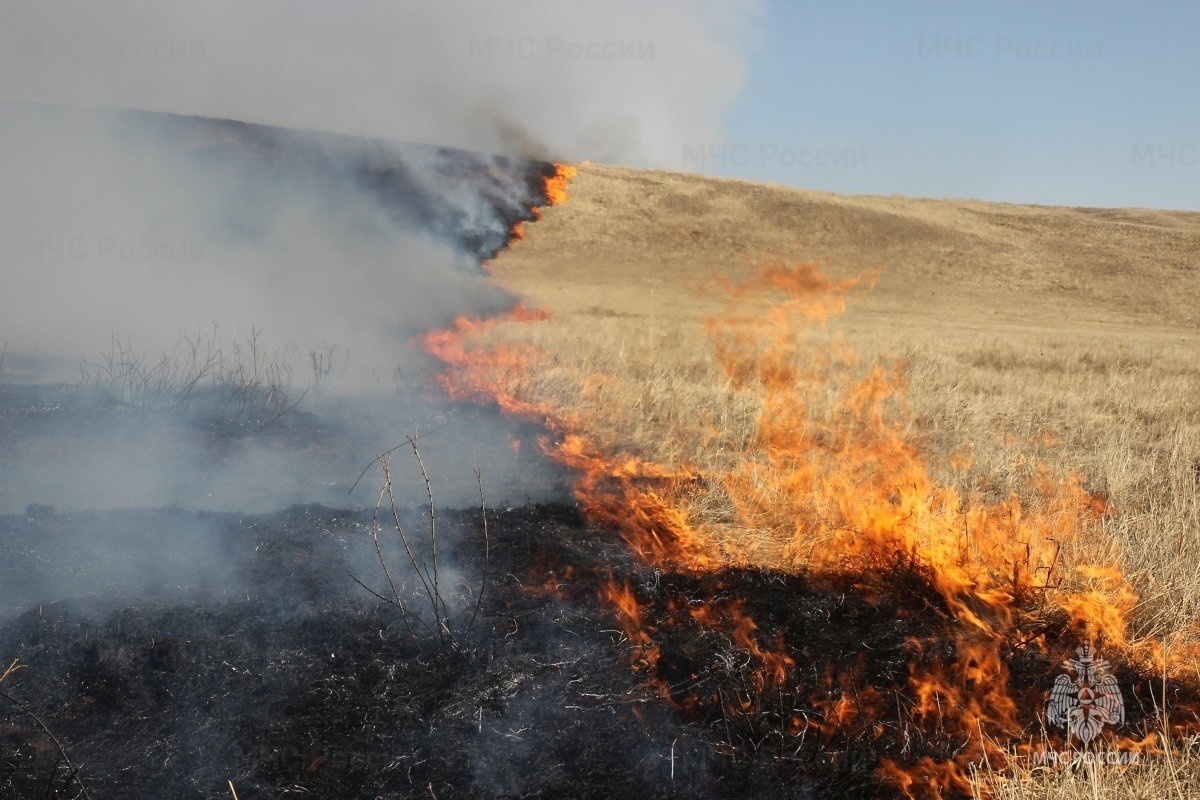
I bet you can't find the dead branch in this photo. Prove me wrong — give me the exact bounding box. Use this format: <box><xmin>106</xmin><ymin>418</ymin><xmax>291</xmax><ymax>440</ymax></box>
<box><xmin>406</xmin><ymin>436</ymin><xmax>448</xmax><ymax>637</ymax></box>
<box><xmin>349</xmin><ymin>435</ymin><xmax>496</xmax><ymax>654</ymax></box>
<box><xmin>0</xmin><ymin>659</ymin><xmax>93</xmax><ymax>800</ymax></box>
<box><xmin>465</xmin><ymin>458</ymin><xmax>491</xmax><ymax>639</ymax></box>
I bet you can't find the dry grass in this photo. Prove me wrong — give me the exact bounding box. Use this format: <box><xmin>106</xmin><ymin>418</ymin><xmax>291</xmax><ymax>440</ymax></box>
<box><xmin>903</xmin><ymin>336</ymin><xmax>1200</xmax><ymax>643</ymax></box>
<box><xmin>972</xmin><ymin>727</ymin><xmax>1200</xmax><ymax>800</ymax></box>
<box><xmin>470</xmin><ymin>163</ymin><xmax>1200</xmax><ymax>795</ymax></box>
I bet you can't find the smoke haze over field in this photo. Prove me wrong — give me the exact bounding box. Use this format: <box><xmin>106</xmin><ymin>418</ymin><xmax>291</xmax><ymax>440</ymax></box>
<box><xmin>0</xmin><ymin>1</ymin><xmax>757</xmax><ymax>610</ymax></box>
<box><xmin>1</xmin><ymin>0</ymin><xmax>761</xmax><ymax>381</ymax></box>
<box><xmin>0</xmin><ymin>0</ymin><xmax>759</xmax><ymax>166</ymax></box>
<box><xmin>1</xmin><ymin>107</ymin><xmax>523</xmax><ymax>377</ymax></box>
<box><xmin>0</xmin><ymin>105</ymin><xmax>562</xmax><ymax>515</ymax></box>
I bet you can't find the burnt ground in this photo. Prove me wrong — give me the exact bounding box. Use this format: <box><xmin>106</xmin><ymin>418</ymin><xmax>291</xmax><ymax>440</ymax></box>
<box><xmin>2</xmin><ymin>494</ymin><xmax>1194</xmax><ymax>799</ymax></box>
<box><xmin>0</xmin><ymin>498</ymin><xmax>910</xmax><ymax>800</ymax></box>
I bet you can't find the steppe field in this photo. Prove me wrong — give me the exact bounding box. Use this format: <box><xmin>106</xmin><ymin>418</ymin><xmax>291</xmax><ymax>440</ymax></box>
<box><xmin>471</xmin><ymin>163</ymin><xmax>1200</xmax><ymax>798</ymax></box>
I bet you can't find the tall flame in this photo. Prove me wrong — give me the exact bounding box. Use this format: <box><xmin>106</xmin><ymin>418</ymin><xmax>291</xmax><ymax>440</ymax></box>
<box><xmin>423</xmin><ymin>164</ymin><xmax>1200</xmax><ymax>797</ymax></box>
<box><xmin>544</xmin><ymin>163</ymin><xmax>577</xmax><ymax>206</ymax></box>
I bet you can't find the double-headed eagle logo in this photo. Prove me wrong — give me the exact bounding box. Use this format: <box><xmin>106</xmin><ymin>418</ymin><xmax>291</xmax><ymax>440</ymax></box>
<box><xmin>1046</xmin><ymin>643</ymin><xmax>1125</xmax><ymax>743</ymax></box>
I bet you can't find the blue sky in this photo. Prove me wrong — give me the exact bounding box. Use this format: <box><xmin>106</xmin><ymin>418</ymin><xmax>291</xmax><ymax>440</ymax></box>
<box><xmin>714</xmin><ymin>1</ymin><xmax>1199</xmax><ymax>209</ymax></box>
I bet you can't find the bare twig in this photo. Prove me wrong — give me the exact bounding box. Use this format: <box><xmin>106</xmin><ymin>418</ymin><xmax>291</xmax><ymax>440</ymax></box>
<box><xmin>383</xmin><ymin>457</ymin><xmax>448</xmax><ymax>645</ymax></box>
<box><xmin>376</xmin><ymin>458</ymin><xmax>440</xmax><ymax>643</ymax></box>
<box><xmin>466</xmin><ymin>458</ymin><xmax>491</xmax><ymax>639</ymax></box>
<box><xmin>1</xmin><ymin>658</ymin><xmax>23</xmax><ymax>683</ymax></box>
<box><xmin>0</xmin><ymin>659</ymin><xmax>93</xmax><ymax>800</ymax></box>
<box><xmin>349</xmin><ymin>435</ymin><xmax>492</xmax><ymax>654</ymax></box>
<box><xmin>346</xmin><ymin>424</ymin><xmax>448</xmax><ymax>497</ymax></box>
<box><xmin>406</xmin><ymin>436</ymin><xmax>447</xmax><ymax>635</ymax></box>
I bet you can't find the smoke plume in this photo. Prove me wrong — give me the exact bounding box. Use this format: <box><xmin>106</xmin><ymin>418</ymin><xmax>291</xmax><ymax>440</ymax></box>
<box><xmin>0</xmin><ymin>0</ymin><xmax>758</xmax><ymax>164</ymax></box>
<box><xmin>0</xmin><ymin>0</ymin><xmax>758</xmax><ymax>614</ymax></box>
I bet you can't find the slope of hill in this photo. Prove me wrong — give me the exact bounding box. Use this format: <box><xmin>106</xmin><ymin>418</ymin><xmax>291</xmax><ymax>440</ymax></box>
<box><xmin>497</xmin><ymin>163</ymin><xmax>1200</xmax><ymax>332</ymax></box>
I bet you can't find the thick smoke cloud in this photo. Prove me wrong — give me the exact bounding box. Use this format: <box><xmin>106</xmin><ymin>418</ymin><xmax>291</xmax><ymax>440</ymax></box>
<box><xmin>0</xmin><ymin>106</ymin><xmax>554</xmax><ymax>515</ymax></box>
<box><xmin>0</xmin><ymin>0</ymin><xmax>759</xmax><ymax>166</ymax></box>
<box><xmin>0</xmin><ymin>1</ymin><xmax>758</xmax><ymax>609</ymax></box>
<box><xmin>1</xmin><ymin>0</ymin><xmax>760</xmax><ymax>381</ymax></box>
<box><xmin>1</xmin><ymin>107</ymin><xmax>521</xmax><ymax>380</ymax></box>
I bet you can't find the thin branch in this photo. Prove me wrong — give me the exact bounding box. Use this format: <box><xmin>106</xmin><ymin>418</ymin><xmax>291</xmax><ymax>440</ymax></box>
<box><xmin>349</xmin><ymin>441</ymin><xmax>408</xmax><ymax>497</ymax></box>
<box><xmin>371</xmin><ymin>471</ymin><xmax>404</xmax><ymax>607</ymax></box>
<box><xmin>1</xmin><ymin>658</ymin><xmax>23</xmax><ymax>683</ymax></box>
<box><xmin>466</xmin><ymin>458</ymin><xmax>491</xmax><ymax>639</ymax></box>
<box><xmin>362</xmin><ymin>457</ymin><xmax>438</xmax><ymax>644</ymax></box>
<box><xmin>0</xmin><ymin>664</ymin><xmax>93</xmax><ymax>800</ymax></box>
<box><xmin>381</xmin><ymin>460</ymin><xmax>441</xmax><ymax>630</ymax></box>
<box><xmin>346</xmin><ymin>422</ymin><xmax>450</xmax><ymax>496</ymax></box>
<box><xmin>407</xmin><ymin>436</ymin><xmax>447</xmax><ymax>636</ymax></box>
<box><xmin>348</xmin><ymin>432</ymin><xmax>487</xmax><ymax>654</ymax></box>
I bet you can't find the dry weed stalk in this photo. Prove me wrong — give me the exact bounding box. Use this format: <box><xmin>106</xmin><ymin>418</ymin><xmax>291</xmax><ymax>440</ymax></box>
<box><xmin>350</xmin><ymin>435</ymin><xmax>490</xmax><ymax>655</ymax></box>
<box><xmin>74</xmin><ymin>325</ymin><xmax>340</xmax><ymax>429</ymax></box>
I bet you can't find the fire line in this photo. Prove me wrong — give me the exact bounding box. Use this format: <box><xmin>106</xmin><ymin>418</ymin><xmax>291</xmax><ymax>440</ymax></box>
<box><xmin>421</xmin><ymin>163</ymin><xmax>1200</xmax><ymax>799</ymax></box>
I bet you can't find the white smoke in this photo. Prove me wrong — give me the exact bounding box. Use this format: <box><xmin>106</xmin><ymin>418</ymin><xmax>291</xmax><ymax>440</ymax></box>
<box><xmin>0</xmin><ymin>0</ymin><xmax>760</xmax><ymax>516</ymax></box>
<box><xmin>0</xmin><ymin>107</ymin><xmax>512</xmax><ymax>380</ymax></box>
<box><xmin>0</xmin><ymin>0</ymin><xmax>760</xmax><ymax>166</ymax></box>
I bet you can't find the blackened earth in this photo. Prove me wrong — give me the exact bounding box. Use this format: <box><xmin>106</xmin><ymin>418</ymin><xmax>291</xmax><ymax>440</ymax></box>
<box><xmin>1</xmin><ymin>496</ymin><xmax>1191</xmax><ymax>799</ymax></box>
<box><xmin>0</xmin><ymin>498</ymin><xmax>903</xmax><ymax>800</ymax></box>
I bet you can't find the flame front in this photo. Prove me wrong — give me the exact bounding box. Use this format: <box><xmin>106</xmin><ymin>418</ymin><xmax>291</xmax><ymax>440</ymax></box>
<box><xmin>423</xmin><ymin>164</ymin><xmax>1200</xmax><ymax>797</ymax></box>
<box><xmin>544</xmin><ymin>164</ymin><xmax>577</xmax><ymax>206</ymax></box>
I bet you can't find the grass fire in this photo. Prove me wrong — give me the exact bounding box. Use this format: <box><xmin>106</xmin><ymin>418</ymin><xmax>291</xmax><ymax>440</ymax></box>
<box><xmin>3</xmin><ymin>108</ymin><xmax>1200</xmax><ymax>800</ymax></box>
<box><xmin>423</xmin><ymin>164</ymin><xmax>1200</xmax><ymax>797</ymax></box>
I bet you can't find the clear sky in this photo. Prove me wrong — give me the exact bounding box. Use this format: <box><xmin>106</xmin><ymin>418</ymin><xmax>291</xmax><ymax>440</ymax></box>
<box><xmin>713</xmin><ymin>1</ymin><xmax>1199</xmax><ymax>209</ymax></box>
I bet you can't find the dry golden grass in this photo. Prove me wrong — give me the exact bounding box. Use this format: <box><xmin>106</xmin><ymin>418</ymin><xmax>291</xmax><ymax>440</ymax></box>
<box><xmin>472</xmin><ymin>163</ymin><xmax>1200</xmax><ymax>796</ymax></box>
<box><xmin>971</xmin><ymin>729</ymin><xmax>1200</xmax><ymax>800</ymax></box>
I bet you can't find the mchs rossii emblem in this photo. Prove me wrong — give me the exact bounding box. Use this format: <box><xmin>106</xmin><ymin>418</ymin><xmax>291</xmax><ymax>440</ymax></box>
<box><xmin>1046</xmin><ymin>643</ymin><xmax>1125</xmax><ymax>743</ymax></box>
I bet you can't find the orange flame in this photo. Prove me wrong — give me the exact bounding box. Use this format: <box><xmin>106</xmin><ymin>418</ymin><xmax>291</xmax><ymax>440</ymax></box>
<box><xmin>421</xmin><ymin>170</ymin><xmax>1200</xmax><ymax>796</ymax></box>
<box><xmin>699</xmin><ymin>259</ymin><xmax>1177</xmax><ymax>793</ymax></box>
<box><xmin>544</xmin><ymin>163</ymin><xmax>577</xmax><ymax>206</ymax></box>
<box><xmin>420</xmin><ymin>301</ymin><xmax>551</xmax><ymax>417</ymax></box>
<box><xmin>602</xmin><ymin>581</ymin><xmax>662</xmax><ymax>674</ymax></box>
